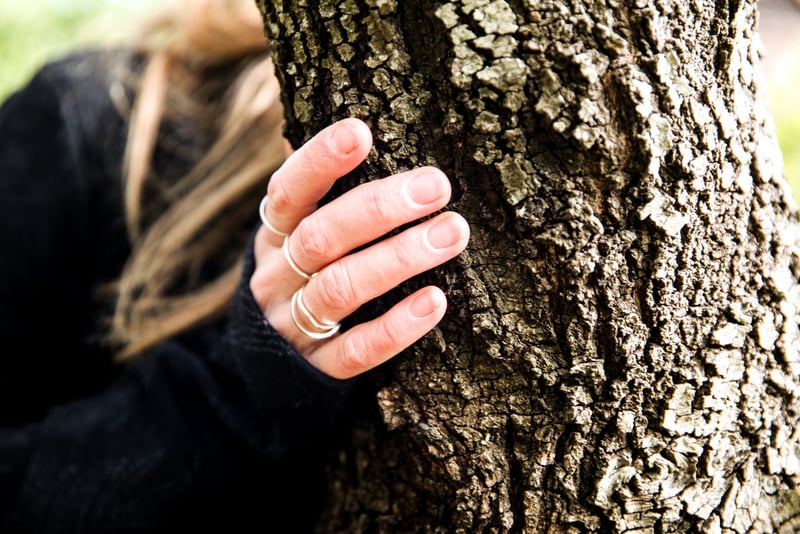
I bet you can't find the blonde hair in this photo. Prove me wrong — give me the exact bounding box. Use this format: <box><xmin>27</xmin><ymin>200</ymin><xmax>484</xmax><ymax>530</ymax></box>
<box><xmin>109</xmin><ymin>0</ymin><xmax>286</xmax><ymax>360</ymax></box>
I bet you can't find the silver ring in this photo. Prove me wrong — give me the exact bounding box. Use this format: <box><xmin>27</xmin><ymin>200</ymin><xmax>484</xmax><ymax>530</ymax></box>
<box><xmin>259</xmin><ymin>194</ymin><xmax>289</xmax><ymax>237</ymax></box>
<box><xmin>291</xmin><ymin>287</ymin><xmax>341</xmax><ymax>340</ymax></box>
<box><xmin>294</xmin><ymin>285</ymin><xmax>339</xmax><ymax>330</ymax></box>
<box><xmin>282</xmin><ymin>236</ymin><xmax>316</xmax><ymax>280</ymax></box>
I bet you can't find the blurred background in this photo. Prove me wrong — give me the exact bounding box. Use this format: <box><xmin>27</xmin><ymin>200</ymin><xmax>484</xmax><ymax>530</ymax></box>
<box><xmin>0</xmin><ymin>0</ymin><xmax>798</xmax><ymax>202</ymax></box>
<box><xmin>0</xmin><ymin>0</ymin><xmax>159</xmax><ymax>99</ymax></box>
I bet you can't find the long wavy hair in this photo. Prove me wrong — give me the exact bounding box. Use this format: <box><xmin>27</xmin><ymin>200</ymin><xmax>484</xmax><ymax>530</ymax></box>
<box><xmin>109</xmin><ymin>0</ymin><xmax>286</xmax><ymax>360</ymax></box>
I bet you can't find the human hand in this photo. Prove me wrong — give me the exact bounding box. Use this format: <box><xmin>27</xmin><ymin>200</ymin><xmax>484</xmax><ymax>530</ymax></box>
<box><xmin>250</xmin><ymin>118</ymin><xmax>469</xmax><ymax>379</ymax></box>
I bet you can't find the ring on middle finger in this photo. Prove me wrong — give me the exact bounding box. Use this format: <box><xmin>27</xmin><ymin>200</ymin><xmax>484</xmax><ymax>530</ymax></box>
<box><xmin>282</xmin><ymin>235</ymin><xmax>316</xmax><ymax>280</ymax></box>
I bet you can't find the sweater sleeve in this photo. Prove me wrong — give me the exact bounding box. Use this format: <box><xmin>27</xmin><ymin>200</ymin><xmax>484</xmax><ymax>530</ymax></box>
<box><xmin>0</xmin><ymin>60</ymin><xmax>114</xmax><ymax>423</ymax></box>
<box><xmin>1</xmin><ymin>243</ymin><xmax>358</xmax><ymax>533</ymax></box>
<box><xmin>0</xmin><ymin>57</ymin><xmax>360</xmax><ymax>532</ymax></box>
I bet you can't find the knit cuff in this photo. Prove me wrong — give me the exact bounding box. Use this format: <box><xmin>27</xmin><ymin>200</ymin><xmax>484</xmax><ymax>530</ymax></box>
<box><xmin>226</xmin><ymin>234</ymin><xmax>358</xmax><ymax>449</ymax></box>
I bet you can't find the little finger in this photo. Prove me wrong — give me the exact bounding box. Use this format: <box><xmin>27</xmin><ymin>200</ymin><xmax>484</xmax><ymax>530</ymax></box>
<box><xmin>305</xmin><ymin>286</ymin><xmax>447</xmax><ymax>379</ymax></box>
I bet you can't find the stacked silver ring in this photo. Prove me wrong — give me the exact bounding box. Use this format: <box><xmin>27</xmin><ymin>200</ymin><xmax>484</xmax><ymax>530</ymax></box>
<box><xmin>259</xmin><ymin>193</ymin><xmax>341</xmax><ymax>340</ymax></box>
<box><xmin>290</xmin><ymin>286</ymin><xmax>341</xmax><ymax>340</ymax></box>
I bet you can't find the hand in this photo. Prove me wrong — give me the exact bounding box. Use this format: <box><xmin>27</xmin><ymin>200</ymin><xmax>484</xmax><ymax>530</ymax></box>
<box><xmin>250</xmin><ymin>118</ymin><xmax>469</xmax><ymax>379</ymax></box>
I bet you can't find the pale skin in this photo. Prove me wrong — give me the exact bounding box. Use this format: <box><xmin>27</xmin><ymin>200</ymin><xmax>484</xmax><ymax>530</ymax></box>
<box><xmin>250</xmin><ymin>117</ymin><xmax>470</xmax><ymax>380</ymax></box>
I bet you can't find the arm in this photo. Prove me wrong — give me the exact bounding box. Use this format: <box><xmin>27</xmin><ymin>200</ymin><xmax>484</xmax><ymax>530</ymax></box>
<box><xmin>0</xmin><ymin>65</ymin><xmax>353</xmax><ymax>530</ymax></box>
<box><xmin>0</xmin><ymin>59</ymin><xmax>469</xmax><ymax>531</ymax></box>
<box><xmin>0</xmin><ymin>59</ymin><xmax>125</xmax><ymax>424</ymax></box>
<box><xmin>0</xmin><ymin>246</ymin><xmax>353</xmax><ymax>532</ymax></box>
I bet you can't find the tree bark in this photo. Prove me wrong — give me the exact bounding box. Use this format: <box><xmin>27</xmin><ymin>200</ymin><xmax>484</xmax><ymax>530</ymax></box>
<box><xmin>254</xmin><ymin>1</ymin><xmax>800</xmax><ymax>532</ymax></box>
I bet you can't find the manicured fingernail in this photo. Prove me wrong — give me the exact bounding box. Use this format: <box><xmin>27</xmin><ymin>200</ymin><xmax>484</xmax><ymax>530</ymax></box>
<box><xmin>426</xmin><ymin>215</ymin><xmax>465</xmax><ymax>249</ymax></box>
<box><xmin>410</xmin><ymin>289</ymin><xmax>445</xmax><ymax>318</ymax></box>
<box><xmin>330</xmin><ymin>122</ymin><xmax>359</xmax><ymax>154</ymax></box>
<box><xmin>406</xmin><ymin>171</ymin><xmax>446</xmax><ymax>206</ymax></box>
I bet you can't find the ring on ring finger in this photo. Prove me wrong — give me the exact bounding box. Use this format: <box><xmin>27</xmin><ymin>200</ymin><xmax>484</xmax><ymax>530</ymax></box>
<box><xmin>291</xmin><ymin>285</ymin><xmax>341</xmax><ymax>340</ymax></box>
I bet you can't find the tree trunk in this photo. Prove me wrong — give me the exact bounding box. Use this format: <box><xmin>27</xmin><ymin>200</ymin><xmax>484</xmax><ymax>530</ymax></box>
<box><xmin>254</xmin><ymin>1</ymin><xmax>800</xmax><ymax>532</ymax></box>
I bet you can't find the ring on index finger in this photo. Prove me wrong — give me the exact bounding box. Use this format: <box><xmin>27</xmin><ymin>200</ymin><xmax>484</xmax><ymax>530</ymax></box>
<box><xmin>259</xmin><ymin>194</ymin><xmax>290</xmax><ymax>237</ymax></box>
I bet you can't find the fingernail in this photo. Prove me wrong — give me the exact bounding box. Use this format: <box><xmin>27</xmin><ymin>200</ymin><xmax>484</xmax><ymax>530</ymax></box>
<box><xmin>330</xmin><ymin>122</ymin><xmax>359</xmax><ymax>154</ymax></box>
<box><xmin>410</xmin><ymin>289</ymin><xmax>445</xmax><ymax>318</ymax></box>
<box><xmin>426</xmin><ymin>215</ymin><xmax>465</xmax><ymax>250</ymax></box>
<box><xmin>406</xmin><ymin>171</ymin><xmax>446</xmax><ymax>206</ymax></box>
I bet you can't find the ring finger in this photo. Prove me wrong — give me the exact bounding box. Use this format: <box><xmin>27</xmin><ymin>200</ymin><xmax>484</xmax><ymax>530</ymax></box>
<box><xmin>298</xmin><ymin>211</ymin><xmax>469</xmax><ymax>330</ymax></box>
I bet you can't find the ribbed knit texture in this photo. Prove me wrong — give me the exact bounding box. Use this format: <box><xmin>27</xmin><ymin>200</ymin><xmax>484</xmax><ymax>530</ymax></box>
<box><xmin>0</xmin><ymin>50</ymin><xmax>357</xmax><ymax>533</ymax></box>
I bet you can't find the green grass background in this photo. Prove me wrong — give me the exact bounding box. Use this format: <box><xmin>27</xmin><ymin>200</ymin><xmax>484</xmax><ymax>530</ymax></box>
<box><xmin>0</xmin><ymin>0</ymin><xmax>159</xmax><ymax>101</ymax></box>
<box><xmin>1</xmin><ymin>0</ymin><xmax>799</xmax><ymax>203</ymax></box>
<box><xmin>773</xmin><ymin>81</ymin><xmax>800</xmax><ymax>203</ymax></box>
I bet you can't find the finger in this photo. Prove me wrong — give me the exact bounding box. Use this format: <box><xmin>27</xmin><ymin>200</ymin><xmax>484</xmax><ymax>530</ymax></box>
<box><xmin>264</xmin><ymin>117</ymin><xmax>373</xmax><ymax>235</ymax></box>
<box><xmin>286</xmin><ymin>166</ymin><xmax>452</xmax><ymax>276</ymax></box>
<box><xmin>303</xmin><ymin>211</ymin><xmax>469</xmax><ymax>326</ymax></box>
<box><xmin>305</xmin><ymin>286</ymin><xmax>448</xmax><ymax>379</ymax></box>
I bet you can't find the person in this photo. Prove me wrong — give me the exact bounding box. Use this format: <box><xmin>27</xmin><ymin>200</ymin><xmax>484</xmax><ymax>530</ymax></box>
<box><xmin>0</xmin><ymin>0</ymin><xmax>469</xmax><ymax>531</ymax></box>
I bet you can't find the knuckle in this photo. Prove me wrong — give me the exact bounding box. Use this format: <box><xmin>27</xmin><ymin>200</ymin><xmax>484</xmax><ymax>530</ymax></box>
<box><xmin>303</xmin><ymin>152</ymin><xmax>328</xmax><ymax>178</ymax></box>
<box><xmin>294</xmin><ymin>217</ymin><xmax>334</xmax><ymax>264</ymax></box>
<box><xmin>389</xmin><ymin>235</ymin><xmax>417</xmax><ymax>272</ymax></box>
<box><xmin>297</xmin><ymin>141</ymin><xmax>332</xmax><ymax>179</ymax></box>
<box><xmin>375</xmin><ymin>313</ymin><xmax>403</xmax><ymax>353</ymax></box>
<box><xmin>267</xmin><ymin>175</ymin><xmax>293</xmax><ymax>213</ymax></box>
<box><xmin>364</xmin><ymin>186</ymin><xmax>393</xmax><ymax>223</ymax></box>
<box><xmin>337</xmin><ymin>334</ymin><xmax>371</xmax><ymax>376</ymax></box>
<box><xmin>317</xmin><ymin>262</ymin><xmax>357</xmax><ymax>311</ymax></box>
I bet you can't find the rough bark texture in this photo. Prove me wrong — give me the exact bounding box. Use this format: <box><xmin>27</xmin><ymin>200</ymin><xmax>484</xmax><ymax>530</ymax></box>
<box><xmin>254</xmin><ymin>1</ymin><xmax>800</xmax><ymax>532</ymax></box>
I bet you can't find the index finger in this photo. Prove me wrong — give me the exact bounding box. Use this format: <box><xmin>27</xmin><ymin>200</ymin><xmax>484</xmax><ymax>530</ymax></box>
<box><xmin>265</xmin><ymin>118</ymin><xmax>373</xmax><ymax>234</ymax></box>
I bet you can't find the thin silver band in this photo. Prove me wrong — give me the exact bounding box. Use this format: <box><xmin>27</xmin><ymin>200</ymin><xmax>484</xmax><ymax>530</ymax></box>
<box><xmin>294</xmin><ymin>285</ymin><xmax>339</xmax><ymax>330</ymax></box>
<box><xmin>290</xmin><ymin>287</ymin><xmax>341</xmax><ymax>340</ymax></box>
<box><xmin>282</xmin><ymin>236</ymin><xmax>316</xmax><ymax>280</ymax></box>
<box><xmin>259</xmin><ymin>194</ymin><xmax>289</xmax><ymax>237</ymax></box>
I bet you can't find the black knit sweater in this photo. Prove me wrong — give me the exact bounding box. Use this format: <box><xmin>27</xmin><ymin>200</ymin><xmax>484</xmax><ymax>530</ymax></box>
<box><xmin>0</xmin><ymin>50</ymin><xmax>355</xmax><ymax>533</ymax></box>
